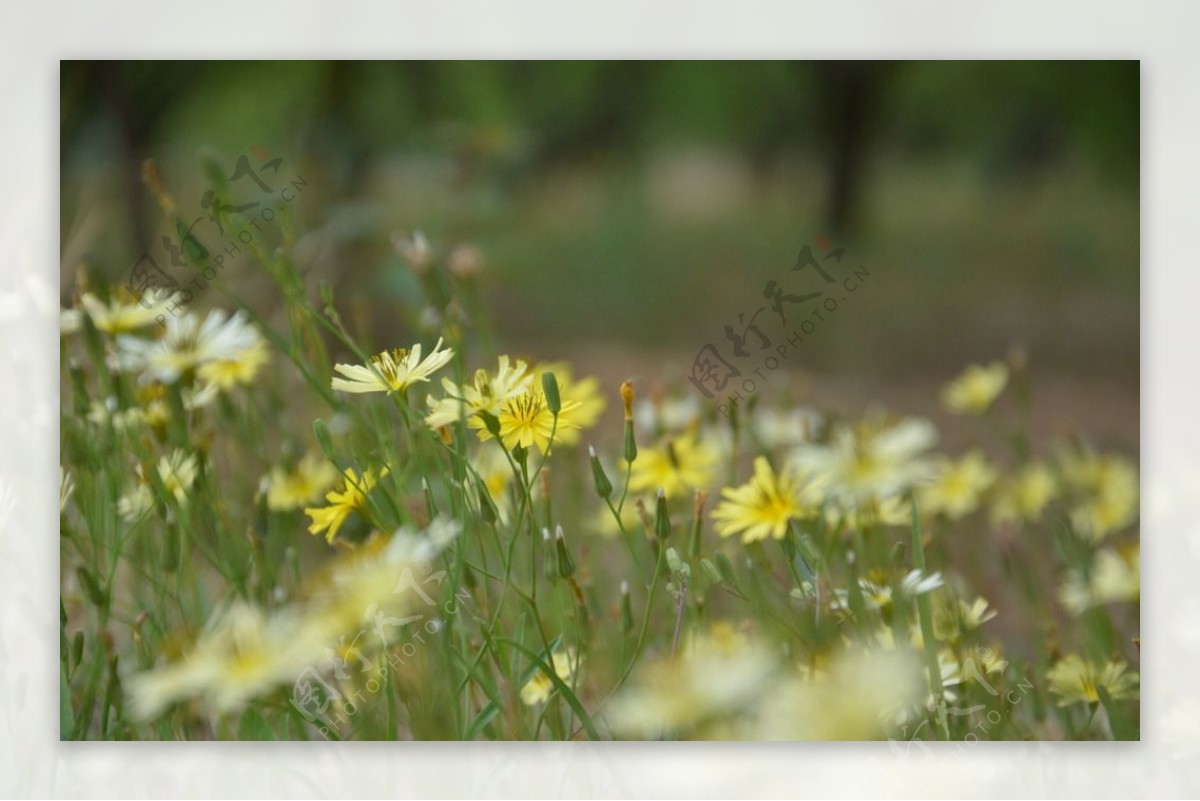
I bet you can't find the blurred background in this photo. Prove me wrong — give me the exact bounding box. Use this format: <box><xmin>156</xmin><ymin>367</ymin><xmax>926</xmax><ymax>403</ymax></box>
<box><xmin>59</xmin><ymin>60</ymin><xmax>1139</xmax><ymax>450</ymax></box>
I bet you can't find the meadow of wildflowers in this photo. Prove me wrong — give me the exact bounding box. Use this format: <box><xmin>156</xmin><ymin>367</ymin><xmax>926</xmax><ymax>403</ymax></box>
<box><xmin>59</xmin><ymin>186</ymin><xmax>1139</xmax><ymax>742</ymax></box>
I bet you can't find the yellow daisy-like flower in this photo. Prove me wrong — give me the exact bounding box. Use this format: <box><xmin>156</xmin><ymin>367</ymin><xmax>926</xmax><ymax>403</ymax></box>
<box><xmin>919</xmin><ymin>450</ymin><xmax>998</xmax><ymax>520</ymax></box>
<box><xmin>1046</xmin><ymin>654</ymin><xmax>1139</xmax><ymax>706</ymax></box>
<box><xmin>117</xmin><ymin>309</ymin><xmax>263</xmax><ymax>384</ymax></box>
<box><xmin>933</xmin><ymin>596</ymin><xmax>998</xmax><ymax>643</ymax></box>
<box><xmin>424</xmin><ymin>355</ymin><xmax>533</xmax><ymax>432</ymax></box>
<box><xmin>265</xmin><ymin>453</ymin><xmax>340</xmax><ymax>511</ymax></box>
<box><xmin>990</xmin><ymin>462</ymin><xmax>1058</xmax><ymax>524</ymax></box>
<box><xmin>941</xmin><ymin>361</ymin><xmax>1009</xmax><ymax>415</ymax></box>
<box><xmin>304</xmin><ymin>466</ymin><xmax>389</xmax><ymax>543</ymax></box>
<box><xmin>197</xmin><ymin>340</ymin><xmax>270</xmax><ymax>390</ymax></box>
<box><xmin>492</xmin><ymin>390</ymin><xmax>581</xmax><ymax>454</ymax></box>
<box><xmin>520</xmin><ymin>648</ymin><xmax>580</xmax><ymax>706</ymax></box>
<box><xmin>331</xmin><ymin>338</ymin><xmax>455</xmax><ymax>394</ymax></box>
<box><xmin>628</xmin><ymin>431</ymin><xmax>718</xmax><ymax>499</ymax></box>
<box><xmin>712</xmin><ymin>456</ymin><xmax>818</xmax><ymax>543</ymax></box>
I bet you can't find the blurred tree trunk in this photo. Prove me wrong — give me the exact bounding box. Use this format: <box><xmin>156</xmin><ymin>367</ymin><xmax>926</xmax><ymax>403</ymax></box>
<box><xmin>815</xmin><ymin>62</ymin><xmax>888</xmax><ymax>239</ymax></box>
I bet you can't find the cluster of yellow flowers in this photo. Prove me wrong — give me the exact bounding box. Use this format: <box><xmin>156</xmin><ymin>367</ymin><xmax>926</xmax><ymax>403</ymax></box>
<box><xmin>59</xmin><ymin>244</ymin><xmax>1138</xmax><ymax>741</ymax></box>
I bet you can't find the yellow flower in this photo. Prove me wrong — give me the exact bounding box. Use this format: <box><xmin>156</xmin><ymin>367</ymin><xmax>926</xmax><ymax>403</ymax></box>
<box><xmin>919</xmin><ymin>450</ymin><xmax>998</xmax><ymax>519</ymax></box>
<box><xmin>304</xmin><ymin>466</ymin><xmax>389</xmax><ymax>543</ymax></box>
<box><xmin>790</xmin><ymin>414</ymin><xmax>936</xmax><ymax>505</ymax></box>
<box><xmin>941</xmin><ymin>361</ymin><xmax>1008</xmax><ymax>415</ymax></box>
<box><xmin>80</xmin><ymin>288</ymin><xmax>172</xmax><ymax>334</ymax></box>
<box><xmin>424</xmin><ymin>355</ymin><xmax>533</xmax><ymax>432</ymax></box>
<box><xmin>1047</xmin><ymin>655</ymin><xmax>1139</xmax><ymax>706</ymax></box>
<box><xmin>712</xmin><ymin>456</ymin><xmax>818</xmax><ymax>543</ymax></box>
<box><xmin>990</xmin><ymin>462</ymin><xmax>1058</xmax><ymax>524</ymax></box>
<box><xmin>470</xmin><ymin>445</ymin><xmax>514</xmax><ymax>523</ymax></box>
<box><xmin>197</xmin><ymin>339</ymin><xmax>270</xmax><ymax>390</ymax></box>
<box><xmin>824</xmin><ymin>495</ymin><xmax>910</xmax><ymax>530</ymax></box>
<box><xmin>492</xmin><ymin>389</ymin><xmax>580</xmax><ymax>454</ymax></box>
<box><xmin>265</xmin><ymin>453</ymin><xmax>340</xmax><ymax>511</ymax></box>
<box><xmin>1059</xmin><ymin>542</ymin><xmax>1140</xmax><ymax>615</ymax></box>
<box><xmin>331</xmin><ymin>338</ymin><xmax>454</xmax><ymax>394</ymax></box>
<box><xmin>520</xmin><ymin>648</ymin><xmax>580</xmax><ymax>706</ymax></box>
<box><xmin>629</xmin><ymin>431</ymin><xmax>718</xmax><ymax>499</ymax></box>
<box><xmin>1061</xmin><ymin>450</ymin><xmax>1139</xmax><ymax>541</ymax></box>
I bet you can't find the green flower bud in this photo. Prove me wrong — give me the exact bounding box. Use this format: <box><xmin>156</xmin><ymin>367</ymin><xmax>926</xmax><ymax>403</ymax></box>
<box><xmin>554</xmin><ymin>525</ymin><xmax>576</xmax><ymax>580</ymax></box>
<box><xmin>654</xmin><ymin>487</ymin><xmax>671</xmax><ymax>540</ymax></box>
<box><xmin>541</xmin><ymin>371</ymin><xmax>562</xmax><ymax>416</ymax></box>
<box><xmin>588</xmin><ymin>445</ymin><xmax>613</xmax><ymax>499</ymax></box>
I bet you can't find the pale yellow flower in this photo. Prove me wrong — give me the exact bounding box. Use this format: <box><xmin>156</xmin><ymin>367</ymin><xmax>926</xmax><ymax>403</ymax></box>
<box><xmin>197</xmin><ymin>339</ymin><xmax>270</xmax><ymax>390</ymax></box>
<box><xmin>491</xmin><ymin>389</ymin><xmax>581</xmax><ymax>454</ymax></box>
<box><xmin>520</xmin><ymin>648</ymin><xmax>580</xmax><ymax>706</ymax></box>
<box><xmin>1047</xmin><ymin>654</ymin><xmax>1139</xmax><ymax>706</ymax></box>
<box><xmin>80</xmin><ymin>288</ymin><xmax>173</xmax><ymax>334</ymax></box>
<box><xmin>1061</xmin><ymin>450</ymin><xmax>1139</xmax><ymax>541</ymax></box>
<box><xmin>790</xmin><ymin>414</ymin><xmax>936</xmax><ymax>505</ymax></box>
<box><xmin>990</xmin><ymin>462</ymin><xmax>1058</xmax><ymax>524</ymax></box>
<box><xmin>265</xmin><ymin>453</ymin><xmax>340</xmax><ymax>511</ymax></box>
<box><xmin>941</xmin><ymin>361</ymin><xmax>1008</xmax><ymax>415</ymax></box>
<box><xmin>117</xmin><ymin>309</ymin><xmax>262</xmax><ymax>384</ymax></box>
<box><xmin>628</xmin><ymin>431</ymin><xmax>718</xmax><ymax>499</ymax></box>
<box><xmin>919</xmin><ymin>450</ymin><xmax>998</xmax><ymax>519</ymax></box>
<box><xmin>331</xmin><ymin>338</ymin><xmax>454</xmax><ymax>394</ymax></box>
<box><xmin>424</xmin><ymin>354</ymin><xmax>533</xmax><ymax>431</ymax></box>
<box><xmin>1059</xmin><ymin>543</ymin><xmax>1140</xmax><ymax>615</ymax></box>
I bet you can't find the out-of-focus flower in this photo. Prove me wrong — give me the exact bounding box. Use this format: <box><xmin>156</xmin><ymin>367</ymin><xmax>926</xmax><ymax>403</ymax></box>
<box><xmin>520</xmin><ymin>648</ymin><xmax>580</xmax><ymax>706</ymax></box>
<box><xmin>752</xmin><ymin>406</ymin><xmax>822</xmax><ymax>450</ymax></box>
<box><xmin>712</xmin><ymin>456</ymin><xmax>820</xmax><ymax>543</ymax></box>
<box><xmin>1059</xmin><ymin>542</ymin><xmax>1140</xmax><ymax>615</ymax></box>
<box><xmin>118</xmin><ymin>484</ymin><xmax>154</xmax><ymax>523</ymax></box>
<box><xmin>933</xmin><ymin>596</ymin><xmax>998</xmax><ymax>643</ymax></box>
<box><xmin>757</xmin><ymin>648</ymin><xmax>925</xmax><ymax>740</ymax></box>
<box><xmin>117</xmin><ymin>309</ymin><xmax>263</xmax><ymax>384</ymax></box>
<box><xmin>331</xmin><ymin>339</ymin><xmax>455</xmax><ymax>395</ymax></box>
<box><xmin>790</xmin><ymin>414</ymin><xmax>936</xmax><ymax>506</ymax></box>
<box><xmin>197</xmin><ymin>339</ymin><xmax>270</xmax><ymax>391</ymax></box>
<box><xmin>941</xmin><ymin>361</ymin><xmax>1008</xmax><ymax>415</ymax></box>
<box><xmin>990</xmin><ymin>462</ymin><xmax>1057</xmax><ymax>525</ymax></box>
<box><xmin>1047</xmin><ymin>654</ymin><xmax>1139</xmax><ymax>706</ymax></box>
<box><xmin>1060</xmin><ymin>450</ymin><xmax>1139</xmax><ymax>541</ymax></box>
<box><xmin>304</xmin><ymin>466</ymin><xmax>389</xmax><ymax>543</ymax></box>
<box><xmin>634</xmin><ymin>393</ymin><xmax>701</xmax><ymax>437</ymax></box>
<box><xmin>156</xmin><ymin>449</ymin><xmax>199</xmax><ymax>506</ymax></box>
<box><xmin>608</xmin><ymin>622</ymin><xmax>778</xmax><ymax>738</ymax></box>
<box><xmin>128</xmin><ymin>520</ymin><xmax>460</xmax><ymax>720</ymax></box>
<box><xmin>919</xmin><ymin>450</ymin><xmax>998</xmax><ymax>519</ymax></box>
<box><xmin>628</xmin><ymin>431</ymin><xmax>718</xmax><ymax>499</ymax></box>
<box><xmin>265</xmin><ymin>453</ymin><xmax>340</xmax><ymax>512</ymax></box>
<box><xmin>80</xmin><ymin>289</ymin><xmax>174</xmax><ymax>334</ymax></box>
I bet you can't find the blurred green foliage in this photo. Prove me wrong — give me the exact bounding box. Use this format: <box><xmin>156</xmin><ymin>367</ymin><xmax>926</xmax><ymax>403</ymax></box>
<box><xmin>60</xmin><ymin>61</ymin><xmax>1138</xmax><ymax>382</ymax></box>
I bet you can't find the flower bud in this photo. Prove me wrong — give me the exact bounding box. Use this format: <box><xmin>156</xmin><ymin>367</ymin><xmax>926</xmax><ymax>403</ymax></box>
<box><xmin>690</xmin><ymin>490</ymin><xmax>708</xmax><ymax>560</ymax></box>
<box><xmin>588</xmin><ymin>445</ymin><xmax>613</xmax><ymax>499</ymax></box>
<box><xmin>476</xmin><ymin>478</ymin><xmax>499</xmax><ymax>525</ymax></box>
<box><xmin>654</xmin><ymin>487</ymin><xmax>671</xmax><ymax>541</ymax></box>
<box><xmin>541</xmin><ymin>371</ymin><xmax>562</xmax><ymax>416</ymax></box>
<box><xmin>478</xmin><ymin>410</ymin><xmax>502</xmax><ymax>439</ymax></box>
<box><xmin>554</xmin><ymin>524</ymin><xmax>576</xmax><ymax>580</ymax></box>
<box><xmin>620</xmin><ymin>580</ymin><xmax>634</xmax><ymax>634</ymax></box>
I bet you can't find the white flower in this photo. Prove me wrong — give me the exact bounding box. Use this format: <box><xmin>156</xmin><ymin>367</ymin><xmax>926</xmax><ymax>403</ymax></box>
<box><xmin>117</xmin><ymin>309</ymin><xmax>263</xmax><ymax>384</ymax></box>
